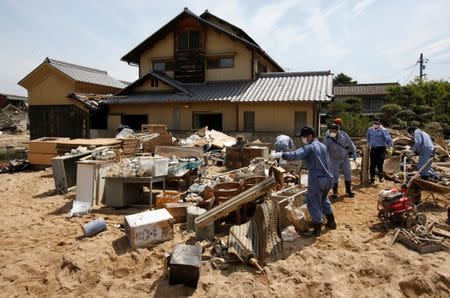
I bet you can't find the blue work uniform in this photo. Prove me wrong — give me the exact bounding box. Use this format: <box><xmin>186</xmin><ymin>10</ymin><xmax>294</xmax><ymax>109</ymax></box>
<box><xmin>366</xmin><ymin>126</ymin><xmax>393</xmax><ymax>180</ymax></box>
<box><xmin>322</xmin><ymin>131</ymin><xmax>356</xmax><ymax>183</ymax></box>
<box><xmin>282</xmin><ymin>139</ymin><xmax>334</xmax><ymax>224</ymax></box>
<box><xmin>411</xmin><ymin>129</ymin><xmax>435</xmax><ymax>177</ymax></box>
<box><xmin>275</xmin><ymin>135</ymin><xmax>294</xmax><ymax>152</ymax></box>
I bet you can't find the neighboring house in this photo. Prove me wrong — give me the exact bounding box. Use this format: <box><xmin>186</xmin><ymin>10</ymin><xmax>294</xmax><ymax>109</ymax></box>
<box><xmin>101</xmin><ymin>8</ymin><xmax>333</xmax><ymax>137</ymax></box>
<box><xmin>0</xmin><ymin>93</ymin><xmax>28</xmax><ymax>109</ymax></box>
<box><xmin>333</xmin><ymin>83</ymin><xmax>399</xmax><ymax>115</ymax></box>
<box><xmin>18</xmin><ymin>58</ymin><xmax>127</xmax><ymax>139</ymax></box>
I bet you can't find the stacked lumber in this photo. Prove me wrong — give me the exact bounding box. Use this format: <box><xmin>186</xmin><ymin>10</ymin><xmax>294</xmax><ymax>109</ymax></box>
<box><xmin>122</xmin><ymin>137</ymin><xmax>139</xmax><ymax>156</ymax></box>
<box><xmin>28</xmin><ymin>137</ymin><xmax>69</xmax><ymax>165</ymax></box>
<box><xmin>141</xmin><ymin>124</ymin><xmax>167</xmax><ymax>135</ymax></box>
<box><xmin>56</xmin><ymin>138</ymin><xmax>122</xmax><ymax>155</ymax></box>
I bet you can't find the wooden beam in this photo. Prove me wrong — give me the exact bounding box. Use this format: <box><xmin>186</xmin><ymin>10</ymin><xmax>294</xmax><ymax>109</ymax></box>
<box><xmin>194</xmin><ymin>177</ymin><xmax>276</xmax><ymax>227</ymax></box>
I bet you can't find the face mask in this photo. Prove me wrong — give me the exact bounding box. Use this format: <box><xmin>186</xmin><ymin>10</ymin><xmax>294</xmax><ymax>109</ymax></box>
<box><xmin>329</xmin><ymin>132</ymin><xmax>337</xmax><ymax>138</ymax></box>
<box><xmin>373</xmin><ymin>124</ymin><xmax>380</xmax><ymax>129</ymax></box>
<box><xmin>301</xmin><ymin>137</ymin><xmax>308</xmax><ymax>144</ymax></box>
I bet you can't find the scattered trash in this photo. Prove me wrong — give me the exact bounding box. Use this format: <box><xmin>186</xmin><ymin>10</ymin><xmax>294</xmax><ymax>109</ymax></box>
<box><xmin>169</xmin><ymin>244</ymin><xmax>202</xmax><ymax>288</ymax></box>
<box><xmin>281</xmin><ymin>225</ymin><xmax>300</xmax><ymax>242</ymax></box>
<box><xmin>83</xmin><ymin>218</ymin><xmax>107</xmax><ymax>236</ymax></box>
<box><xmin>68</xmin><ymin>201</ymin><xmax>90</xmax><ymax>217</ymax></box>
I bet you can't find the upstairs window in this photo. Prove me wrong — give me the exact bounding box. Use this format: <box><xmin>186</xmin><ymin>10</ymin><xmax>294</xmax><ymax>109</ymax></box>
<box><xmin>207</xmin><ymin>57</ymin><xmax>234</xmax><ymax>69</ymax></box>
<box><xmin>177</xmin><ymin>31</ymin><xmax>200</xmax><ymax>50</ymax></box>
<box><xmin>153</xmin><ymin>60</ymin><xmax>174</xmax><ymax>72</ymax></box>
<box><xmin>258</xmin><ymin>62</ymin><xmax>267</xmax><ymax>73</ymax></box>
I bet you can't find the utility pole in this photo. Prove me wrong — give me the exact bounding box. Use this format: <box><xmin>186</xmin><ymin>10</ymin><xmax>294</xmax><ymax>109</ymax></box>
<box><xmin>418</xmin><ymin>53</ymin><xmax>427</xmax><ymax>83</ymax></box>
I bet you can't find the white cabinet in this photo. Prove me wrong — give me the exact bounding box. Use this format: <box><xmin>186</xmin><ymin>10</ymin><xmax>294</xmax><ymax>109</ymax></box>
<box><xmin>75</xmin><ymin>160</ymin><xmax>115</xmax><ymax>206</ymax></box>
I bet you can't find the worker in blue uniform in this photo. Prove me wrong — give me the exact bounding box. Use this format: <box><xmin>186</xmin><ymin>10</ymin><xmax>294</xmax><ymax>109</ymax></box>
<box><xmin>366</xmin><ymin>117</ymin><xmax>393</xmax><ymax>184</ymax></box>
<box><xmin>271</xmin><ymin>126</ymin><xmax>336</xmax><ymax>237</ymax></box>
<box><xmin>274</xmin><ymin>134</ymin><xmax>295</xmax><ymax>152</ymax></box>
<box><xmin>407</xmin><ymin>126</ymin><xmax>435</xmax><ymax>179</ymax></box>
<box><xmin>323</xmin><ymin>124</ymin><xmax>357</xmax><ymax>198</ymax></box>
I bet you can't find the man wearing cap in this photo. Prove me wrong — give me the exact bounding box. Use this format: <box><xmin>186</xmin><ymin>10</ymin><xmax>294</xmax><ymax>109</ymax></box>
<box><xmin>407</xmin><ymin>126</ymin><xmax>435</xmax><ymax>180</ymax></box>
<box><xmin>366</xmin><ymin>118</ymin><xmax>393</xmax><ymax>184</ymax></box>
<box><xmin>323</xmin><ymin>123</ymin><xmax>357</xmax><ymax>198</ymax></box>
<box><xmin>270</xmin><ymin>126</ymin><xmax>336</xmax><ymax>237</ymax></box>
<box><xmin>274</xmin><ymin>134</ymin><xmax>295</xmax><ymax>152</ymax></box>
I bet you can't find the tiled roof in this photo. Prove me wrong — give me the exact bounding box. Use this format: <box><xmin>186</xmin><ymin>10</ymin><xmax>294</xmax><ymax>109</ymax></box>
<box><xmin>103</xmin><ymin>80</ymin><xmax>252</xmax><ymax>104</ymax></box>
<box><xmin>101</xmin><ymin>71</ymin><xmax>333</xmax><ymax>104</ymax></box>
<box><xmin>45</xmin><ymin>58</ymin><xmax>127</xmax><ymax>89</ymax></box>
<box><xmin>333</xmin><ymin>83</ymin><xmax>399</xmax><ymax>96</ymax></box>
<box><xmin>1</xmin><ymin>93</ymin><xmax>28</xmax><ymax>101</ymax></box>
<box><xmin>238</xmin><ymin>71</ymin><xmax>333</xmax><ymax>102</ymax></box>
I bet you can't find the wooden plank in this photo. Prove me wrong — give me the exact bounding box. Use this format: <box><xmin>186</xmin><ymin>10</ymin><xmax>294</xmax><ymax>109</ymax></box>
<box><xmin>155</xmin><ymin>146</ymin><xmax>203</xmax><ymax>159</ymax></box>
<box><xmin>432</xmin><ymin>227</ymin><xmax>450</xmax><ymax>238</ymax></box>
<box><xmin>360</xmin><ymin>144</ymin><xmax>369</xmax><ymax>185</ymax></box>
<box><xmin>194</xmin><ymin>177</ymin><xmax>276</xmax><ymax>227</ymax></box>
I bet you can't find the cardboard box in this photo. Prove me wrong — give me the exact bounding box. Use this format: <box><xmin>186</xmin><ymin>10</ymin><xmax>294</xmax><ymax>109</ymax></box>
<box><xmin>124</xmin><ymin>209</ymin><xmax>174</xmax><ymax>248</ymax></box>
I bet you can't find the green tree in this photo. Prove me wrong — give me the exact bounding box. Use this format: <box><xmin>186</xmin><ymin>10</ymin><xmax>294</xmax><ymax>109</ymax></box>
<box><xmin>383</xmin><ymin>80</ymin><xmax>450</xmax><ymax>137</ymax></box>
<box><xmin>333</xmin><ymin>73</ymin><xmax>358</xmax><ymax>85</ymax></box>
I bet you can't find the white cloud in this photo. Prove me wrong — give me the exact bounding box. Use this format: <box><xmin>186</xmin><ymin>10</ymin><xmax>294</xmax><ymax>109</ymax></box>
<box><xmin>352</xmin><ymin>0</ymin><xmax>376</xmax><ymax>16</ymax></box>
<box><xmin>421</xmin><ymin>37</ymin><xmax>450</xmax><ymax>57</ymax></box>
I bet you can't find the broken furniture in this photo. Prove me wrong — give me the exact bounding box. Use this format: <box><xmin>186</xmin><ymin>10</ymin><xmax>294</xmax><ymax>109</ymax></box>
<box><xmin>51</xmin><ymin>151</ymin><xmax>92</xmax><ymax>193</ymax></box>
<box><xmin>56</xmin><ymin>138</ymin><xmax>122</xmax><ymax>155</ymax></box>
<box><xmin>75</xmin><ymin>160</ymin><xmax>115</xmax><ymax>207</ymax></box>
<box><xmin>195</xmin><ymin>177</ymin><xmax>276</xmax><ymax>228</ymax></box>
<box><xmin>411</xmin><ymin>178</ymin><xmax>450</xmax><ymax>207</ymax></box>
<box><xmin>164</xmin><ymin>202</ymin><xmax>195</xmax><ymax>223</ymax></box>
<box><xmin>104</xmin><ymin>176</ymin><xmax>166</xmax><ymax>208</ymax></box>
<box><xmin>225</xmin><ymin>146</ymin><xmax>269</xmax><ymax>169</ymax></box>
<box><xmin>270</xmin><ymin>185</ymin><xmax>306</xmax><ymax>230</ymax></box>
<box><xmin>124</xmin><ymin>209</ymin><xmax>174</xmax><ymax>248</ymax></box>
<box><xmin>28</xmin><ymin>137</ymin><xmax>69</xmax><ymax>165</ymax></box>
<box><xmin>169</xmin><ymin>244</ymin><xmax>202</xmax><ymax>288</ymax></box>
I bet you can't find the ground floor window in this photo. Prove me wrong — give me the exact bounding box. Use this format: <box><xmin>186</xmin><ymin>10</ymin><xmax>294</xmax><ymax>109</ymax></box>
<box><xmin>243</xmin><ymin>111</ymin><xmax>255</xmax><ymax>132</ymax></box>
<box><xmin>192</xmin><ymin>112</ymin><xmax>222</xmax><ymax>131</ymax></box>
<box><xmin>294</xmin><ymin>111</ymin><xmax>307</xmax><ymax>137</ymax></box>
<box><xmin>122</xmin><ymin>114</ymin><xmax>148</xmax><ymax>131</ymax></box>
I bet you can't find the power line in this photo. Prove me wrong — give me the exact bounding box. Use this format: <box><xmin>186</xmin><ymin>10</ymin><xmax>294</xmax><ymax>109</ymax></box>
<box><xmin>404</xmin><ymin>62</ymin><xmax>418</xmax><ymax>84</ymax></box>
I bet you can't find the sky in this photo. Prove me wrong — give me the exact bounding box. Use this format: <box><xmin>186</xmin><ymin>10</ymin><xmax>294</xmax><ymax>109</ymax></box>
<box><xmin>1</xmin><ymin>0</ymin><xmax>449</xmax><ymax>96</ymax></box>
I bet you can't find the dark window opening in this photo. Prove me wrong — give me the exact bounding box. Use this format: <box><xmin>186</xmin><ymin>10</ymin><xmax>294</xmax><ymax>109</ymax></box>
<box><xmin>193</xmin><ymin>112</ymin><xmax>222</xmax><ymax>131</ymax></box>
<box><xmin>90</xmin><ymin>105</ymin><xmax>108</xmax><ymax>130</ymax></box>
<box><xmin>153</xmin><ymin>60</ymin><xmax>174</xmax><ymax>72</ymax></box>
<box><xmin>294</xmin><ymin>111</ymin><xmax>307</xmax><ymax>137</ymax></box>
<box><xmin>177</xmin><ymin>31</ymin><xmax>200</xmax><ymax>50</ymax></box>
<box><xmin>207</xmin><ymin>57</ymin><xmax>234</xmax><ymax>69</ymax></box>
<box><xmin>258</xmin><ymin>62</ymin><xmax>267</xmax><ymax>73</ymax></box>
<box><xmin>122</xmin><ymin>114</ymin><xmax>148</xmax><ymax>131</ymax></box>
<box><xmin>243</xmin><ymin>111</ymin><xmax>255</xmax><ymax>132</ymax></box>
<box><xmin>150</xmin><ymin>78</ymin><xmax>159</xmax><ymax>87</ymax></box>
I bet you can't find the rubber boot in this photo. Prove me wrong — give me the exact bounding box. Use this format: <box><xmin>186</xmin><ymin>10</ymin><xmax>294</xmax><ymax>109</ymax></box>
<box><xmin>370</xmin><ymin>177</ymin><xmax>375</xmax><ymax>185</ymax></box>
<box><xmin>330</xmin><ymin>183</ymin><xmax>338</xmax><ymax>200</ymax></box>
<box><xmin>304</xmin><ymin>223</ymin><xmax>322</xmax><ymax>238</ymax></box>
<box><xmin>345</xmin><ymin>181</ymin><xmax>355</xmax><ymax>198</ymax></box>
<box><xmin>325</xmin><ymin>213</ymin><xmax>337</xmax><ymax>230</ymax></box>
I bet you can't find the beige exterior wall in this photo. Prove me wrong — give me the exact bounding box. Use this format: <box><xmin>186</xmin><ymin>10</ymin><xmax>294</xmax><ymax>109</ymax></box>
<box><xmin>238</xmin><ymin>102</ymin><xmax>314</xmax><ymax>136</ymax></box>
<box><xmin>139</xmin><ymin>32</ymin><xmax>174</xmax><ymax>78</ymax></box>
<box><xmin>254</xmin><ymin>54</ymin><xmax>276</xmax><ymax>74</ymax></box>
<box><xmin>133</xmin><ymin>79</ymin><xmax>175</xmax><ymax>92</ymax></box>
<box><xmin>108</xmin><ymin>102</ymin><xmax>238</xmax><ymax>131</ymax></box>
<box><xmin>205</xmin><ymin>29</ymin><xmax>252</xmax><ymax>81</ymax></box>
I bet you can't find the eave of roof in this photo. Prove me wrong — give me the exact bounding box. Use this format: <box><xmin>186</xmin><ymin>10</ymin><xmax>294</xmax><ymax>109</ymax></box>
<box><xmin>121</xmin><ymin>8</ymin><xmax>283</xmax><ymax>72</ymax></box>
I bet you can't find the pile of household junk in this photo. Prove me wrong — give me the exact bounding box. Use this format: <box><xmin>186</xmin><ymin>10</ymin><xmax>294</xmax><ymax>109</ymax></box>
<box><xmin>57</xmin><ymin>125</ymin><xmax>317</xmax><ymax>288</ymax></box>
<box><xmin>378</xmin><ymin>128</ymin><xmax>449</xmax><ymax>253</ymax></box>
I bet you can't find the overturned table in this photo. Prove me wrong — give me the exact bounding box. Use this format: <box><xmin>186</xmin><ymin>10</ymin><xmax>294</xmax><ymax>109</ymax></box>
<box><xmin>104</xmin><ymin>176</ymin><xmax>166</xmax><ymax>208</ymax></box>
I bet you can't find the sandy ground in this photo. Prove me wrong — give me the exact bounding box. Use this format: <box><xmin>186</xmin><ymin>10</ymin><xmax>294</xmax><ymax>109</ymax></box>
<box><xmin>0</xmin><ymin>168</ymin><xmax>449</xmax><ymax>297</ymax></box>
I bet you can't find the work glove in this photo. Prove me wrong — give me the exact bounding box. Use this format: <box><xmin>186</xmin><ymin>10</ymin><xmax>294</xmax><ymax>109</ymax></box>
<box><xmin>270</xmin><ymin>151</ymin><xmax>283</xmax><ymax>159</ymax></box>
<box><xmin>386</xmin><ymin>147</ymin><xmax>394</xmax><ymax>156</ymax></box>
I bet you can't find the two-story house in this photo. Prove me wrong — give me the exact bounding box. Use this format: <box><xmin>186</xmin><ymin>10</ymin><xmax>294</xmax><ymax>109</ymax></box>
<box><xmin>102</xmin><ymin>8</ymin><xmax>333</xmax><ymax>138</ymax></box>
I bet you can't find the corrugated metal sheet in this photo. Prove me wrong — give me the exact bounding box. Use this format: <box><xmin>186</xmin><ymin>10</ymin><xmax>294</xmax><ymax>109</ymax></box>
<box><xmin>101</xmin><ymin>72</ymin><xmax>333</xmax><ymax>104</ymax></box>
<box><xmin>333</xmin><ymin>83</ymin><xmax>399</xmax><ymax>96</ymax></box>
<box><xmin>47</xmin><ymin>58</ymin><xmax>127</xmax><ymax>89</ymax></box>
